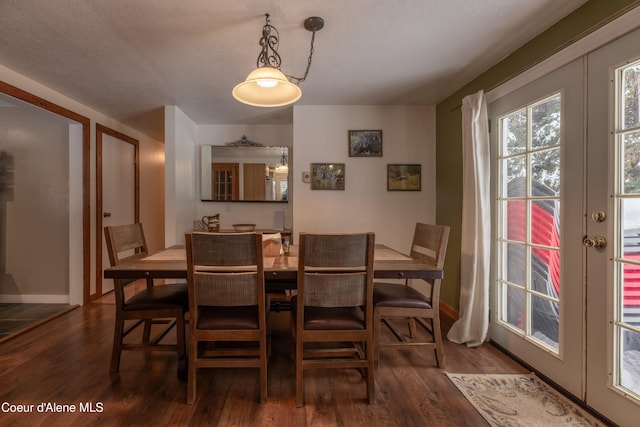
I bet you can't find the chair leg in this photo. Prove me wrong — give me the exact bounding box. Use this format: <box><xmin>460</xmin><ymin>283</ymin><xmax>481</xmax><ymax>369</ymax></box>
<box><xmin>295</xmin><ymin>332</ymin><xmax>304</xmax><ymax>407</ymax></box>
<box><xmin>176</xmin><ymin>311</ymin><xmax>187</xmax><ymax>381</ymax></box>
<box><xmin>259</xmin><ymin>335</ymin><xmax>268</xmax><ymax>404</ymax></box>
<box><xmin>408</xmin><ymin>317</ymin><xmax>417</xmax><ymax>338</ymax></box>
<box><xmin>366</xmin><ymin>336</ymin><xmax>376</xmax><ymax>404</ymax></box>
<box><xmin>432</xmin><ymin>315</ymin><xmax>446</xmax><ymax>369</ymax></box>
<box><xmin>373</xmin><ymin>309</ymin><xmax>381</xmax><ymax>366</ymax></box>
<box><xmin>187</xmin><ymin>337</ymin><xmax>197</xmax><ymax>404</ymax></box>
<box><xmin>110</xmin><ymin>315</ymin><xmax>124</xmax><ymax>373</ymax></box>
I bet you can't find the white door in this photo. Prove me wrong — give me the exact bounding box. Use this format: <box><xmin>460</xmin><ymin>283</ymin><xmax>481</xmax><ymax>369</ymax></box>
<box><xmin>489</xmin><ymin>57</ymin><xmax>585</xmax><ymax>397</ymax></box>
<box><xmin>585</xmin><ymin>28</ymin><xmax>640</xmax><ymax>425</ymax></box>
<box><xmin>100</xmin><ymin>133</ymin><xmax>136</xmax><ymax>294</ymax></box>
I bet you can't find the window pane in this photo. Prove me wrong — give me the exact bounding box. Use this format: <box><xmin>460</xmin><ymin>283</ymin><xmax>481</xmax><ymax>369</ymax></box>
<box><xmin>531</xmin><ymin>148</ymin><xmax>560</xmax><ymax>194</ymax></box>
<box><xmin>502</xmin><ymin>282</ymin><xmax>525</xmax><ymax>332</ymax></box>
<box><xmin>502</xmin><ymin>109</ymin><xmax>527</xmax><ymax>155</ymax></box>
<box><xmin>506</xmin><ymin>243</ymin><xmax>526</xmax><ymax>286</ymax></box>
<box><xmin>506</xmin><ymin>200</ymin><xmax>526</xmax><ymax>242</ymax></box>
<box><xmin>622</xmin><ymin>64</ymin><xmax>640</xmax><ymax>130</ymax></box>
<box><xmin>623</xmin><ymin>131</ymin><xmax>640</xmax><ymax>194</ymax></box>
<box><xmin>531</xmin><ymin>294</ymin><xmax>559</xmax><ymax>350</ymax></box>
<box><xmin>531</xmin><ymin>199</ymin><xmax>560</xmax><ymax>248</ymax></box>
<box><xmin>531</xmin><ymin>247</ymin><xmax>560</xmax><ymax>298</ymax></box>
<box><xmin>506</xmin><ymin>156</ymin><xmax>526</xmax><ymax>195</ymax></box>
<box><xmin>620</xmin><ymin>327</ymin><xmax>640</xmax><ymax>396</ymax></box>
<box><xmin>621</xmin><ymin>262</ymin><xmax>640</xmax><ymax>326</ymax></box>
<box><xmin>622</xmin><ymin>198</ymin><xmax>640</xmax><ymax>257</ymax></box>
<box><xmin>532</xmin><ymin>95</ymin><xmax>561</xmax><ymax>149</ymax></box>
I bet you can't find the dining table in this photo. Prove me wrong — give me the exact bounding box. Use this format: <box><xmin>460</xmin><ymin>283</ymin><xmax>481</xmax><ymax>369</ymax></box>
<box><xmin>103</xmin><ymin>243</ymin><xmax>444</xmax><ymax>309</ymax></box>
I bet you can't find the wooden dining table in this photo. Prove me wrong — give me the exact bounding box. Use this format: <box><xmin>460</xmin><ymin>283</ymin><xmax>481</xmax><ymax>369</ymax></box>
<box><xmin>103</xmin><ymin>244</ymin><xmax>443</xmax><ymax>299</ymax></box>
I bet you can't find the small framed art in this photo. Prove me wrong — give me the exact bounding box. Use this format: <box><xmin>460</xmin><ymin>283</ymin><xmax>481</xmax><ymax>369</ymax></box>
<box><xmin>348</xmin><ymin>130</ymin><xmax>382</xmax><ymax>157</ymax></box>
<box><xmin>387</xmin><ymin>164</ymin><xmax>421</xmax><ymax>191</ymax></box>
<box><xmin>302</xmin><ymin>171</ymin><xmax>311</xmax><ymax>183</ymax></box>
<box><xmin>311</xmin><ymin>163</ymin><xmax>345</xmax><ymax>190</ymax></box>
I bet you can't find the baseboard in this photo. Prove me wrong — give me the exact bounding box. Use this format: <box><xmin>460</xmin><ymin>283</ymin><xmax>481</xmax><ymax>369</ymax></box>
<box><xmin>0</xmin><ymin>294</ymin><xmax>70</xmax><ymax>304</ymax></box>
<box><xmin>439</xmin><ymin>301</ymin><xmax>459</xmax><ymax>322</ymax></box>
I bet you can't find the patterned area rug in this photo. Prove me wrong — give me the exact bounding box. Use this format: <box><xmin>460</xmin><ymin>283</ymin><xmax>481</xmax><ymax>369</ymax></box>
<box><xmin>446</xmin><ymin>373</ymin><xmax>605</xmax><ymax>426</ymax></box>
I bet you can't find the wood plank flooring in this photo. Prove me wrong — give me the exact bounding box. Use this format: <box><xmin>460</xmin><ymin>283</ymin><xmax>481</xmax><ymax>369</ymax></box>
<box><xmin>0</xmin><ymin>301</ymin><xmax>528</xmax><ymax>426</ymax></box>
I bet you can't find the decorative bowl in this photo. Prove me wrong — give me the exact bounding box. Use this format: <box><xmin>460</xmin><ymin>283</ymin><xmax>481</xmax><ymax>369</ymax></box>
<box><xmin>232</xmin><ymin>223</ymin><xmax>256</xmax><ymax>232</ymax></box>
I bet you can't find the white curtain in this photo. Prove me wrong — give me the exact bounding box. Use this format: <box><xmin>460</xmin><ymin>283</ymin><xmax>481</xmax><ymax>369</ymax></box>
<box><xmin>447</xmin><ymin>90</ymin><xmax>490</xmax><ymax>347</ymax></box>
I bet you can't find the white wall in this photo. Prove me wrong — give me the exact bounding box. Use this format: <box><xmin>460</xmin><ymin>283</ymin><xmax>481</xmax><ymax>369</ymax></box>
<box><xmin>0</xmin><ymin>101</ymin><xmax>69</xmax><ymax>300</ymax></box>
<box><xmin>164</xmin><ymin>106</ymin><xmax>198</xmax><ymax>246</ymax></box>
<box><xmin>292</xmin><ymin>105</ymin><xmax>435</xmax><ymax>252</ymax></box>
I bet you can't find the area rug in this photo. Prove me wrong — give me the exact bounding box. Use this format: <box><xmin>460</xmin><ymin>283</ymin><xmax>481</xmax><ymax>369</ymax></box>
<box><xmin>446</xmin><ymin>373</ymin><xmax>605</xmax><ymax>426</ymax></box>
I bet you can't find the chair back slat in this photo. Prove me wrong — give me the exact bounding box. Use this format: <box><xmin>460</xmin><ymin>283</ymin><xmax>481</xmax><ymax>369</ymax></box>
<box><xmin>303</xmin><ymin>233</ymin><xmax>370</xmax><ymax>267</ymax></box>
<box><xmin>187</xmin><ymin>232</ymin><xmax>264</xmax><ymax>309</ymax></box>
<box><xmin>410</xmin><ymin>223</ymin><xmax>449</xmax><ymax>269</ymax></box>
<box><xmin>298</xmin><ymin>232</ymin><xmax>375</xmax><ymax>309</ymax></box>
<box><xmin>104</xmin><ymin>223</ymin><xmax>148</xmax><ymax>267</ymax></box>
<box><xmin>193</xmin><ymin>272</ymin><xmax>259</xmax><ymax>306</ymax></box>
<box><xmin>303</xmin><ymin>273</ymin><xmax>367</xmax><ymax>307</ymax></box>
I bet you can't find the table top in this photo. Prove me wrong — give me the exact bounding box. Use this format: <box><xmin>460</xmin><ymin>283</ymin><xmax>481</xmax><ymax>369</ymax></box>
<box><xmin>104</xmin><ymin>244</ymin><xmax>443</xmax><ymax>282</ymax></box>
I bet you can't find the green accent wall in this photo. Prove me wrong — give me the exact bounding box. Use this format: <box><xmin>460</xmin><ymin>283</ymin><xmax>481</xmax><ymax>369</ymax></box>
<box><xmin>435</xmin><ymin>0</ymin><xmax>640</xmax><ymax>311</ymax></box>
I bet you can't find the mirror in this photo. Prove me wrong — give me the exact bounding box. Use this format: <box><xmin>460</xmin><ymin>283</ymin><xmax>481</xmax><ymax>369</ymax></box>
<box><xmin>200</xmin><ymin>145</ymin><xmax>289</xmax><ymax>202</ymax></box>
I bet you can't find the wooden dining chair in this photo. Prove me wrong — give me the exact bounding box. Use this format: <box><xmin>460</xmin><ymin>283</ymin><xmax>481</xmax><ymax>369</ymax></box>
<box><xmin>373</xmin><ymin>223</ymin><xmax>449</xmax><ymax>368</ymax></box>
<box><xmin>292</xmin><ymin>232</ymin><xmax>376</xmax><ymax>407</ymax></box>
<box><xmin>104</xmin><ymin>223</ymin><xmax>188</xmax><ymax>375</ymax></box>
<box><xmin>185</xmin><ymin>232</ymin><xmax>269</xmax><ymax>404</ymax></box>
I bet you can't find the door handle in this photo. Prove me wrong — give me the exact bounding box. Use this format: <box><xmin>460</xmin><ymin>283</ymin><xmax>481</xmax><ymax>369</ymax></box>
<box><xmin>103</xmin><ymin>212</ymin><xmax>112</xmax><ymax>218</ymax></box>
<box><xmin>583</xmin><ymin>235</ymin><xmax>607</xmax><ymax>249</ymax></box>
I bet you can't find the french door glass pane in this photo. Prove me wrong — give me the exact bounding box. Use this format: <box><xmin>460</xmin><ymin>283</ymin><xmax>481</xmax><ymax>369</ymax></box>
<box><xmin>622</xmin><ymin>64</ymin><xmax>640</xmax><ymax>130</ymax></box>
<box><xmin>620</xmin><ymin>327</ymin><xmax>640</xmax><ymax>396</ymax></box>
<box><xmin>617</xmin><ymin>60</ymin><xmax>640</xmax><ymax>397</ymax></box>
<box><xmin>497</xmin><ymin>92</ymin><xmax>561</xmax><ymax>353</ymax></box>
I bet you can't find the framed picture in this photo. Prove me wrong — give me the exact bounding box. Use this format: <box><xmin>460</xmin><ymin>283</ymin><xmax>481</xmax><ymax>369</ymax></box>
<box><xmin>348</xmin><ymin>130</ymin><xmax>382</xmax><ymax>157</ymax></box>
<box><xmin>387</xmin><ymin>164</ymin><xmax>421</xmax><ymax>191</ymax></box>
<box><xmin>311</xmin><ymin>163</ymin><xmax>345</xmax><ymax>190</ymax></box>
<box><xmin>302</xmin><ymin>171</ymin><xmax>311</xmax><ymax>183</ymax></box>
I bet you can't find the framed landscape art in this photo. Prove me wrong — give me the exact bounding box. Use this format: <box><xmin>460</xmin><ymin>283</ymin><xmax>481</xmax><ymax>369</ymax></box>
<box><xmin>348</xmin><ymin>130</ymin><xmax>382</xmax><ymax>157</ymax></box>
<box><xmin>387</xmin><ymin>164</ymin><xmax>421</xmax><ymax>191</ymax></box>
<box><xmin>311</xmin><ymin>163</ymin><xmax>345</xmax><ymax>190</ymax></box>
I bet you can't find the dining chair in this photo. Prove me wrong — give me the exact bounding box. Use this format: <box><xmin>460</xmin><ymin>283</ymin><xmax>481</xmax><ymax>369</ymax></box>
<box><xmin>292</xmin><ymin>232</ymin><xmax>376</xmax><ymax>407</ymax></box>
<box><xmin>185</xmin><ymin>231</ymin><xmax>269</xmax><ymax>404</ymax></box>
<box><xmin>104</xmin><ymin>223</ymin><xmax>188</xmax><ymax>375</ymax></box>
<box><xmin>373</xmin><ymin>223</ymin><xmax>450</xmax><ymax>368</ymax></box>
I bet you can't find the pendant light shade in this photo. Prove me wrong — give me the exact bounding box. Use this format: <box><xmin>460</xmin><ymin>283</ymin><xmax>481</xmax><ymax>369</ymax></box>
<box><xmin>232</xmin><ymin>67</ymin><xmax>302</xmax><ymax>107</ymax></box>
<box><xmin>232</xmin><ymin>14</ymin><xmax>323</xmax><ymax>108</ymax></box>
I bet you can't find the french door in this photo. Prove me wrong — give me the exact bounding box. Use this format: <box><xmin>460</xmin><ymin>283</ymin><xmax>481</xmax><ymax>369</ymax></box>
<box><xmin>585</xmin><ymin>28</ymin><xmax>640</xmax><ymax>425</ymax></box>
<box><xmin>490</xmin><ymin>27</ymin><xmax>640</xmax><ymax>426</ymax></box>
<box><xmin>489</xmin><ymin>58</ymin><xmax>585</xmax><ymax>398</ymax></box>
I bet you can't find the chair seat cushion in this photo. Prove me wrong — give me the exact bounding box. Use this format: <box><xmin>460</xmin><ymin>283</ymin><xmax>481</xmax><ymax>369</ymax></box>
<box><xmin>124</xmin><ymin>283</ymin><xmax>189</xmax><ymax>312</ymax></box>
<box><xmin>291</xmin><ymin>296</ymin><xmax>365</xmax><ymax>330</ymax></box>
<box><xmin>196</xmin><ymin>306</ymin><xmax>260</xmax><ymax>330</ymax></box>
<box><xmin>373</xmin><ymin>282</ymin><xmax>431</xmax><ymax>309</ymax></box>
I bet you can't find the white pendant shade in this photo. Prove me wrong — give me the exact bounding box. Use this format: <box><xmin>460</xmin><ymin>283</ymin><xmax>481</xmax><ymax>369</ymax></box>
<box><xmin>232</xmin><ymin>67</ymin><xmax>302</xmax><ymax>107</ymax></box>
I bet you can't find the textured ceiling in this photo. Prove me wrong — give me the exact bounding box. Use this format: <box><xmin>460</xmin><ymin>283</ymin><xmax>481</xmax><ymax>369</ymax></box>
<box><xmin>0</xmin><ymin>0</ymin><xmax>588</xmax><ymax>140</ymax></box>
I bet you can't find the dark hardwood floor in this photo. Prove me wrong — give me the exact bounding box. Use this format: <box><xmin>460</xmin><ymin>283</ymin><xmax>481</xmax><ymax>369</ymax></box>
<box><xmin>0</xmin><ymin>298</ymin><xmax>528</xmax><ymax>426</ymax></box>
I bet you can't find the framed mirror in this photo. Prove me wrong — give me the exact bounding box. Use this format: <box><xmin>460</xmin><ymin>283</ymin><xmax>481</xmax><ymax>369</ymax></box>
<box><xmin>200</xmin><ymin>145</ymin><xmax>289</xmax><ymax>202</ymax></box>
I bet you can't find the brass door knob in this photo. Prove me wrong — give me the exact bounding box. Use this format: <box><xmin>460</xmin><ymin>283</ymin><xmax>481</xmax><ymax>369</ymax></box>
<box><xmin>583</xmin><ymin>235</ymin><xmax>607</xmax><ymax>249</ymax></box>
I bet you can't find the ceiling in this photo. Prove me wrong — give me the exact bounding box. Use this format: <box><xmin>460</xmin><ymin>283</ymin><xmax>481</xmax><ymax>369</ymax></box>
<box><xmin>0</xmin><ymin>0</ymin><xmax>588</xmax><ymax>141</ymax></box>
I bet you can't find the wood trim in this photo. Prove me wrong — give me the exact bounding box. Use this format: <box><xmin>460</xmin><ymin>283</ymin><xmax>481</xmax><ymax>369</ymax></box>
<box><xmin>439</xmin><ymin>301</ymin><xmax>459</xmax><ymax>322</ymax></box>
<box><xmin>0</xmin><ymin>80</ymin><xmax>92</xmax><ymax>305</ymax></box>
<box><xmin>94</xmin><ymin>123</ymin><xmax>140</xmax><ymax>300</ymax></box>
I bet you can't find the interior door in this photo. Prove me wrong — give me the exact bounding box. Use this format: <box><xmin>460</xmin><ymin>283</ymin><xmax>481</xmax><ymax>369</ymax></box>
<box><xmin>585</xmin><ymin>27</ymin><xmax>640</xmax><ymax>426</ymax></box>
<box><xmin>96</xmin><ymin>124</ymin><xmax>138</xmax><ymax>298</ymax></box>
<box><xmin>489</xmin><ymin>58</ymin><xmax>585</xmax><ymax>398</ymax></box>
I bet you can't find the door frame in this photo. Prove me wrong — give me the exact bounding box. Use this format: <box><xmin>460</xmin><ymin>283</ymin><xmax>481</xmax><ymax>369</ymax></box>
<box><xmin>0</xmin><ymin>81</ymin><xmax>91</xmax><ymax>305</ymax></box>
<box><xmin>94</xmin><ymin>123</ymin><xmax>139</xmax><ymax>300</ymax></box>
